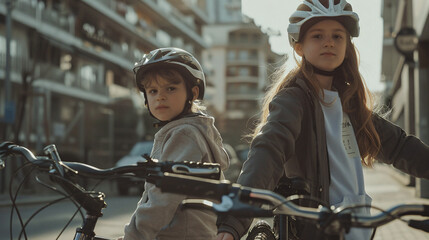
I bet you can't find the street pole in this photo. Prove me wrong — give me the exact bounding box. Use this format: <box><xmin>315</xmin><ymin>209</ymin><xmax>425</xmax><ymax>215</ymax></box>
<box><xmin>1</xmin><ymin>0</ymin><xmax>13</xmax><ymax>194</ymax></box>
<box><xmin>5</xmin><ymin>0</ymin><xmax>12</xmax><ymax>102</ymax></box>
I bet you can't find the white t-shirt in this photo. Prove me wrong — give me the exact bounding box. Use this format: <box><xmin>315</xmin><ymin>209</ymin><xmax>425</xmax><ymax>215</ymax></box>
<box><xmin>321</xmin><ymin>89</ymin><xmax>372</xmax><ymax>240</ymax></box>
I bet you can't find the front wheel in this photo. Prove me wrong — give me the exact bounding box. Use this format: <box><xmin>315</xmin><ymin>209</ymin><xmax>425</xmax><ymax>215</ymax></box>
<box><xmin>246</xmin><ymin>220</ymin><xmax>276</xmax><ymax>240</ymax></box>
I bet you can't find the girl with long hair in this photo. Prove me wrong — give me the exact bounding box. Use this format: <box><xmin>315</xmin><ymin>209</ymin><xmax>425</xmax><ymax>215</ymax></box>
<box><xmin>217</xmin><ymin>0</ymin><xmax>429</xmax><ymax>239</ymax></box>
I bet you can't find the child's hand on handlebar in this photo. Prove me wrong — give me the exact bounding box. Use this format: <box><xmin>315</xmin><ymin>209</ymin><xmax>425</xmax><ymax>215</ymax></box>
<box><xmin>216</xmin><ymin>232</ymin><xmax>234</xmax><ymax>240</ymax></box>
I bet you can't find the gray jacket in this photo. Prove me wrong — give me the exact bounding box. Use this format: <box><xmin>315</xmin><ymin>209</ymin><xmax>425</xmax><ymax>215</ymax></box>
<box><xmin>124</xmin><ymin>114</ymin><xmax>229</xmax><ymax>240</ymax></box>
<box><xmin>217</xmin><ymin>78</ymin><xmax>429</xmax><ymax>239</ymax></box>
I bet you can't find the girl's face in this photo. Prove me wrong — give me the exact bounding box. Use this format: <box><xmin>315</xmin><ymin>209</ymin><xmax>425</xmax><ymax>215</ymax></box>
<box><xmin>144</xmin><ymin>76</ymin><xmax>198</xmax><ymax>121</ymax></box>
<box><xmin>295</xmin><ymin>19</ymin><xmax>347</xmax><ymax>72</ymax></box>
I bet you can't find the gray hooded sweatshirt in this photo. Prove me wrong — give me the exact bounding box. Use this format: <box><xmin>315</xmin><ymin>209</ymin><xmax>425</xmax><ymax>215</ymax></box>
<box><xmin>124</xmin><ymin>114</ymin><xmax>230</xmax><ymax>240</ymax></box>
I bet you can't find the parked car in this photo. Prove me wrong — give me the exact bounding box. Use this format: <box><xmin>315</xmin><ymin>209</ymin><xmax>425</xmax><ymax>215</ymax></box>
<box><xmin>235</xmin><ymin>144</ymin><xmax>250</xmax><ymax>163</ymax></box>
<box><xmin>115</xmin><ymin>141</ymin><xmax>153</xmax><ymax>195</ymax></box>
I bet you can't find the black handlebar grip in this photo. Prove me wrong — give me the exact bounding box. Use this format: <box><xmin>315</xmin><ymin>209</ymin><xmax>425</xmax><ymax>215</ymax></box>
<box><xmin>409</xmin><ymin>220</ymin><xmax>429</xmax><ymax>233</ymax></box>
<box><xmin>151</xmin><ymin>172</ymin><xmax>231</xmax><ymax>201</ymax></box>
<box><xmin>423</xmin><ymin>205</ymin><xmax>429</xmax><ymax>217</ymax></box>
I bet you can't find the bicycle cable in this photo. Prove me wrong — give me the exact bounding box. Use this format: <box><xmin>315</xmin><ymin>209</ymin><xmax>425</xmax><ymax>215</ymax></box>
<box><xmin>16</xmin><ymin>174</ymin><xmax>85</xmax><ymax>240</ymax></box>
<box><xmin>53</xmin><ymin>174</ymin><xmax>116</xmax><ymax>240</ymax></box>
<box><xmin>9</xmin><ymin>161</ymin><xmax>37</xmax><ymax>240</ymax></box>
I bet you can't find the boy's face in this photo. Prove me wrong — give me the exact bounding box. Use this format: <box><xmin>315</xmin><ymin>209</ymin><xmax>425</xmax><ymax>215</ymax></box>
<box><xmin>144</xmin><ymin>76</ymin><xmax>189</xmax><ymax>121</ymax></box>
<box><xmin>295</xmin><ymin>19</ymin><xmax>347</xmax><ymax>72</ymax></box>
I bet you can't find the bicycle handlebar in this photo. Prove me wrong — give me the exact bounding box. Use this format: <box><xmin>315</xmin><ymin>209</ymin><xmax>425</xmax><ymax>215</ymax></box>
<box><xmin>151</xmin><ymin>172</ymin><xmax>429</xmax><ymax>234</ymax></box>
<box><xmin>0</xmin><ymin>142</ymin><xmax>221</xmax><ymax>216</ymax></box>
<box><xmin>0</xmin><ymin>142</ymin><xmax>221</xmax><ymax>180</ymax></box>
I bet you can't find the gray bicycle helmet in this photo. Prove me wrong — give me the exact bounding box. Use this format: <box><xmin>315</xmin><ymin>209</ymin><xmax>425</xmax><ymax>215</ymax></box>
<box><xmin>287</xmin><ymin>0</ymin><xmax>359</xmax><ymax>46</ymax></box>
<box><xmin>133</xmin><ymin>47</ymin><xmax>205</xmax><ymax>100</ymax></box>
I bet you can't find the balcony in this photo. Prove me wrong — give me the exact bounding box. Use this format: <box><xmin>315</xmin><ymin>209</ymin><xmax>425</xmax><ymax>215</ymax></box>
<box><xmin>226</xmin><ymin>89</ymin><xmax>259</xmax><ymax>101</ymax></box>
<box><xmin>167</xmin><ymin>0</ymin><xmax>210</xmax><ymax>24</ymax></box>
<box><xmin>35</xmin><ymin>62</ymin><xmax>108</xmax><ymax>97</ymax></box>
<box><xmin>0</xmin><ymin>54</ymin><xmax>33</xmax><ymax>77</ymax></box>
<box><xmin>140</xmin><ymin>0</ymin><xmax>207</xmax><ymax>48</ymax></box>
<box><xmin>226</xmin><ymin>76</ymin><xmax>259</xmax><ymax>84</ymax></box>
<box><xmin>226</xmin><ymin>58</ymin><xmax>259</xmax><ymax>66</ymax></box>
<box><xmin>12</xmin><ymin>1</ymin><xmax>73</xmax><ymax>33</ymax></box>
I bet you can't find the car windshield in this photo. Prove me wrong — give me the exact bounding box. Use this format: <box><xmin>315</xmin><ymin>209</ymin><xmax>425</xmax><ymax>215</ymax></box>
<box><xmin>129</xmin><ymin>142</ymin><xmax>153</xmax><ymax>156</ymax></box>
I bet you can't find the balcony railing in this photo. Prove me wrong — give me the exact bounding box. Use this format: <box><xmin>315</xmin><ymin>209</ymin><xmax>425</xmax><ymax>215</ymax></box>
<box><xmin>36</xmin><ymin>62</ymin><xmax>108</xmax><ymax>95</ymax></box>
<box><xmin>0</xmin><ymin>54</ymin><xmax>33</xmax><ymax>75</ymax></box>
<box><xmin>15</xmin><ymin>1</ymin><xmax>73</xmax><ymax>32</ymax></box>
<box><xmin>226</xmin><ymin>76</ymin><xmax>259</xmax><ymax>83</ymax></box>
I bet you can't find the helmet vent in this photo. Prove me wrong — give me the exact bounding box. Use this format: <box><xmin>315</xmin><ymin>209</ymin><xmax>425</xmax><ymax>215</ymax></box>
<box><xmin>297</xmin><ymin>4</ymin><xmax>311</xmax><ymax>12</ymax></box>
<box><xmin>344</xmin><ymin>3</ymin><xmax>352</xmax><ymax>11</ymax></box>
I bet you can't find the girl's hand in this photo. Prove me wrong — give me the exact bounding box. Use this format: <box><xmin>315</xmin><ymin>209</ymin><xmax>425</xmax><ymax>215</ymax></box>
<box><xmin>216</xmin><ymin>232</ymin><xmax>234</xmax><ymax>240</ymax></box>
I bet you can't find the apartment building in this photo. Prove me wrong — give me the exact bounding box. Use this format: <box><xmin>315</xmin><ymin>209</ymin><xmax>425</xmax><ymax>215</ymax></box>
<box><xmin>0</xmin><ymin>0</ymin><xmax>210</xmax><ymax>184</ymax></box>
<box><xmin>202</xmin><ymin>18</ymin><xmax>282</xmax><ymax>146</ymax></box>
<box><xmin>203</xmin><ymin>0</ymin><xmax>283</xmax><ymax>146</ymax></box>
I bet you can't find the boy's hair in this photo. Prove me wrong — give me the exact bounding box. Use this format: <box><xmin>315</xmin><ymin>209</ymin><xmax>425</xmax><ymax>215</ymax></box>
<box><xmin>140</xmin><ymin>68</ymin><xmax>206</xmax><ymax>113</ymax></box>
<box><xmin>253</xmin><ymin>21</ymin><xmax>380</xmax><ymax>166</ymax></box>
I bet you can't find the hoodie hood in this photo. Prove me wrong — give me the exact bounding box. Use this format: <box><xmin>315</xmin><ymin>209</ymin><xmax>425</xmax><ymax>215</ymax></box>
<box><xmin>153</xmin><ymin>114</ymin><xmax>230</xmax><ymax>171</ymax></box>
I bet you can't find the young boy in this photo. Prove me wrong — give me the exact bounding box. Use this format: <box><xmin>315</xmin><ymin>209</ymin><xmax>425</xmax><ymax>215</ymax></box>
<box><xmin>123</xmin><ymin>47</ymin><xmax>230</xmax><ymax>240</ymax></box>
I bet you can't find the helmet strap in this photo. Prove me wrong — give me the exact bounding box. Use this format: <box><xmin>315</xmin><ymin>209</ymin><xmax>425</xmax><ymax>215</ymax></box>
<box><xmin>312</xmin><ymin>65</ymin><xmax>338</xmax><ymax>76</ymax></box>
<box><xmin>306</xmin><ymin>59</ymin><xmax>343</xmax><ymax>76</ymax></box>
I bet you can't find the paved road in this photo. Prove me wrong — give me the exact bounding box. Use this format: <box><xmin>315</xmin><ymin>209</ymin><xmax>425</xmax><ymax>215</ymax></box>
<box><xmin>0</xmin><ymin>195</ymin><xmax>140</xmax><ymax>240</ymax></box>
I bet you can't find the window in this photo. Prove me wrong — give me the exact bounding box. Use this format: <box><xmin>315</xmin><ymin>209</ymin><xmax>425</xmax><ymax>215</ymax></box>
<box><xmin>227</xmin><ymin>66</ymin><xmax>237</xmax><ymax>76</ymax></box>
<box><xmin>80</xmin><ymin>65</ymin><xmax>97</xmax><ymax>90</ymax></box>
<box><xmin>238</xmin><ymin>67</ymin><xmax>250</xmax><ymax>76</ymax></box>
<box><xmin>240</xmin><ymin>33</ymin><xmax>247</xmax><ymax>43</ymax></box>
<box><xmin>238</xmin><ymin>50</ymin><xmax>249</xmax><ymax>60</ymax></box>
<box><xmin>0</xmin><ymin>36</ymin><xmax>17</xmax><ymax>56</ymax></box>
<box><xmin>227</xmin><ymin>50</ymin><xmax>236</xmax><ymax>60</ymax></box>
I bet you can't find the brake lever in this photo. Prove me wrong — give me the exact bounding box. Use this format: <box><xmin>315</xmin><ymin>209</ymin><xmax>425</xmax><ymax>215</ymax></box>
<box><xmin>408</xmin><ymin>219</ymin><xmax>429</xmax><ymax>233</ymax></box>
<box><xmin>44</xmin><ymin>144</ymin><xmax>78</xmax><ymax>176</ymax></box>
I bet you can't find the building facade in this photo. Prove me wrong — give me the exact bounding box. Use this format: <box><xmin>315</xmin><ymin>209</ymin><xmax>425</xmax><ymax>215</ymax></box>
<box><xmin>0</xmin><ymin>0</ymin><xmax>212</xmax><ymax>192</ymax></box>
<box><xmin>203</xmin><ymin>0</ymin><xmax>283</xmax><ymax>146</ymax></box>
<box><xmin>202</xmin><ymin>19</ymin><xmax>282</xmax><ymax>146</ymax></box>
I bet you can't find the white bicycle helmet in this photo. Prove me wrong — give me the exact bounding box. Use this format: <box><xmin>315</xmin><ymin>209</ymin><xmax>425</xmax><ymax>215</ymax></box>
<box><xmin>287</xmin><ymin>0</ymin><xmax>359</xmax><ymax>46</ymax></box>
<box><xmin>133</xmin><ymin>47</ymin><xmax>205</xmax><ymax>100</ymax></box>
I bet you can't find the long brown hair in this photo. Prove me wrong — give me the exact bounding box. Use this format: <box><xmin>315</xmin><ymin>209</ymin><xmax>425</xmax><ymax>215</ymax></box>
<box><xmin>253</xmin><ymin>22</ymin><xmax>380</xmax><ymax>166</ymax></box>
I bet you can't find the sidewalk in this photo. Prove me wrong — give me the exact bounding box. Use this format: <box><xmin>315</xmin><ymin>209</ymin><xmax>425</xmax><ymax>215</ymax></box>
<box><xmin>364</xmin><ymin>163</ymin><xmax>429</xmax><ymax>240</ymax></box>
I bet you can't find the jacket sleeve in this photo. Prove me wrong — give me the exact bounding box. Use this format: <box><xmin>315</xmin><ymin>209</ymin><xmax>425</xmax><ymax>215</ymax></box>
<box><xmin>124</xmin><ymin>130</ymin><xmax>204</xmax><ymax>240</ymax></box>
<box><xmin>217</xmin><ymin>88</ymin><xmax>305</xmax><ymax>239</ymax></box>
<box><xmin>374</xmin><ymin>114</ymin><xmax>429</xmax><ymax>178</ymax></box>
